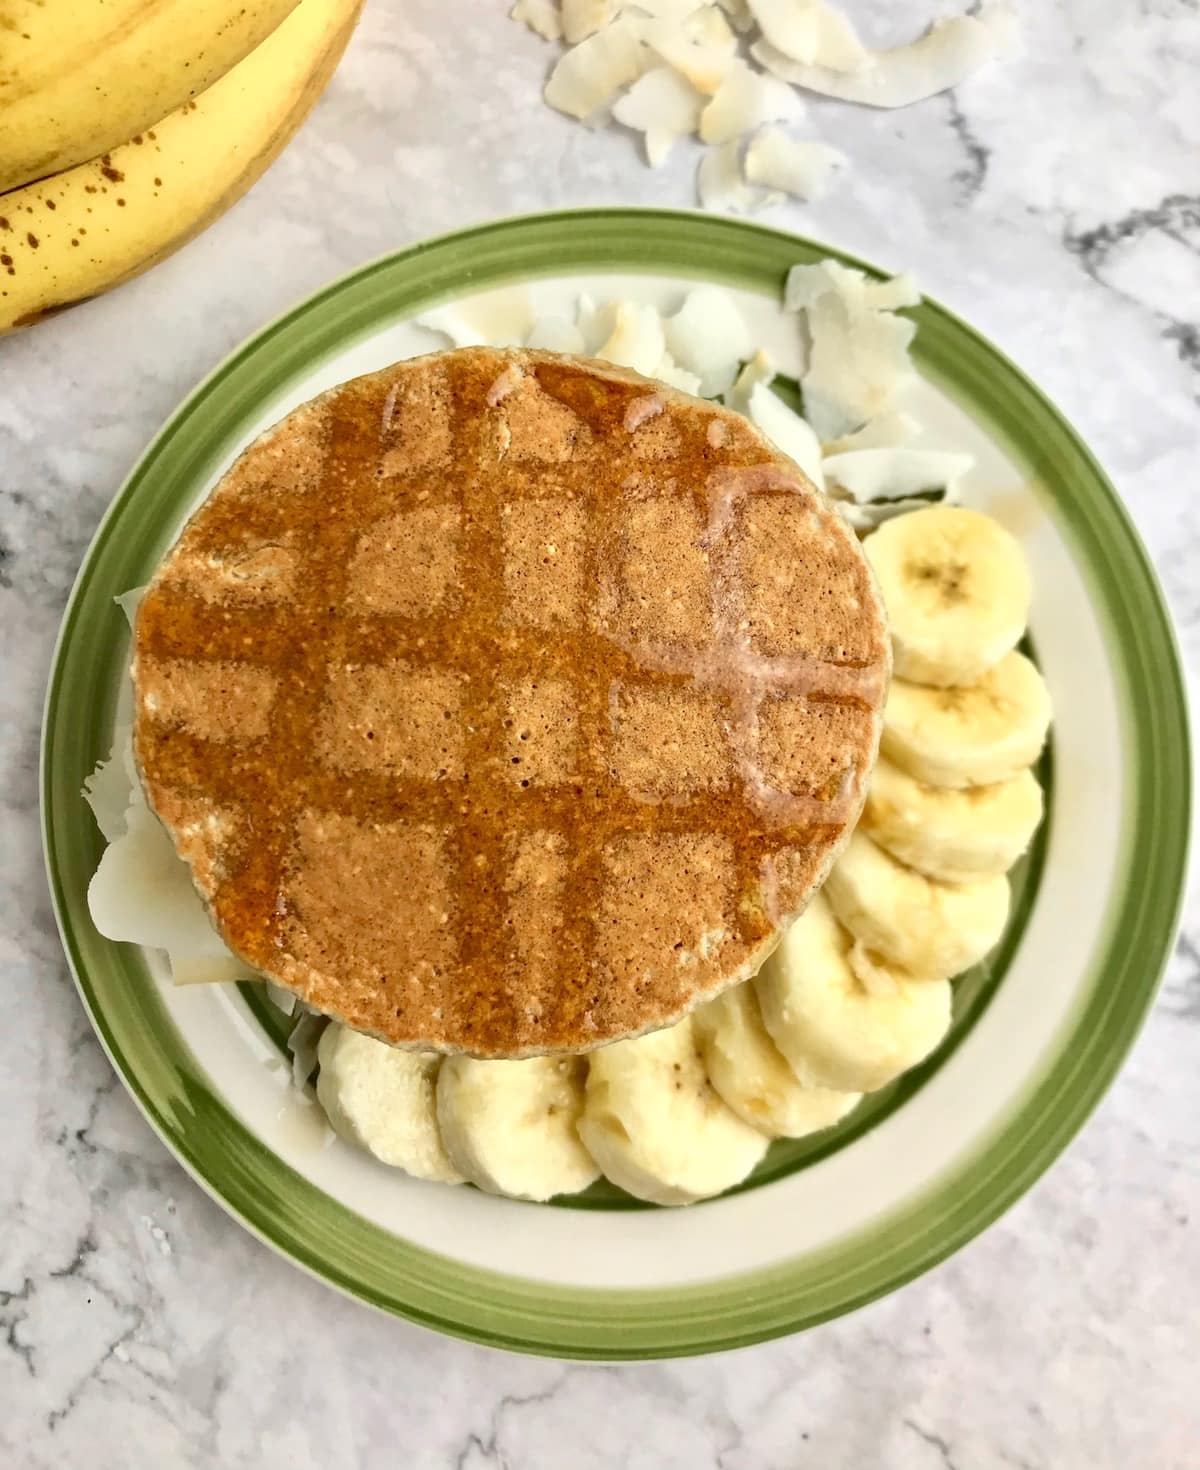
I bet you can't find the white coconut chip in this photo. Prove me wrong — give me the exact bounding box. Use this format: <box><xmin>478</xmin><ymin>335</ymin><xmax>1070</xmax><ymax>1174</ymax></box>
<box><xmin>653</xmin><ymin>353</ymin><xmax>704</xmax><ymax>396</ymax></box>
<box><xmin>699</xmin><ymin>60</ymin><xmax>805</xmax><ymax>144</ymax></box>
<box><xmin>526</xmin><ymin>315</ymin><xmax>587</xmax><ymax>353</ymax></box>
<box><xmin>115</xmin><ymin>585</ymin><xmax>146</xmax><ymax>627</ymax></box>
<box><xmin>751</xmin><ymin>6</ymin><xmax>1015</xmax><ymax>109</ymax></box>
<box><xmin>743</xmin><ymin>128</ymin><xmax>847</xmax><ymax>199</ymax></box>
<box><xmin>170</xmin><ymin>952</ymin><xmax>258</xmax><ymax>986</ymax></box>
<box><xmin>545</xmin><ymin>17</ymin><xmax>650</xmax><ymax>119</ymax></box>
<box><xmin>823</xmin><ymin>409</ymin><xmax>919</xmax><ymax>453</ymax></box>
<box><xmin>574</xmin><ymin>293</ymin><xmax>619</xmax><ymax>352</ymax></box>
<box><xmin>713</xmin><ymin>0</ymin><xmax>753</xmax><ymax>30</ymax></box>
<box><xmin>612</xmin><ymin>64</ymin><xmax>704</xmax><ymax>165</ymax></box>
<box><xmin>746</xmin><ymin>0</ymin><xmax>868</xmax><ymax>72</ymax></box>
<box><xmin>723</xmin><ymin>348</ymin><xmax>777</xmax><ymax>411</ymax></box>
<box><xmin>288</xmin><ymin>1012</ymin><xmax>327</xmax><ymax>1089</ymax></box>
<box><xmin>821</xmin><ymin>448</ymin><xmax>974</xmax><ymax>503</ymax></box>
<box><xmin>266</xmin><ymin>982</ymin><xmax>299</xmax><ymax>1017</ymax></box>
<box><xmin>640</xmin><ymin>7</ymin><xmax>738</xmax><ymax>94</ymax></box>
<box><xmin>784</xmin><ymin>259</ymin><xmax>920</xmax><ymax>313</ymax></box>
<box><xmin>802</xmin><ymin>288</ymin><xmax>917</xmax><ymax>440</ymax></box>
<box><xmin>88</xmin><ymin>801</ymin><xmax>232</xmax><ymax>960</ymax></box>
<box><xmin>595</xmin><ymin>301</ymin><xmax>667</xmax><ymax>375</ymax></box>
<box><xmin>562</xmin><ymin>0</ymin><xmax>618</xmax><ymax>43</ymax></box>
<box><xmin>697</xmin><ymin>138</ymin><xmax>781</xmax><ymax>213</ymax></box>
<box><xmin>83</xmin><ymin>724</ymin><xmax>136</xmax><ymax>842</ymax></box>
<box><xmin>838</xmin><ymin>488</ymin><xmax>962</xmax><ymax>534</ymax></box>
<box><xmin>413</xmin><ymin>305</ymin><xmax>487</xmax><ymax>348</ymax></box>
<box><xmin>511</xmin><ymin>0</ymin><xmax>562</xmax><ymax>41</ymax></box>
<box><xmin>745</xmin><ymin>383</ymin><xmax>825</xmax><ymax>488</ymax></box>
<box><xmin>661</xmin><ymin>285</ymin><xmax>753</xmax><ymax>396</ymax></box>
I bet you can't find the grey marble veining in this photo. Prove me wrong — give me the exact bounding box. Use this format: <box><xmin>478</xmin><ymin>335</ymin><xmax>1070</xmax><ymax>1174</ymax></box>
<box><xmin>2</xmin><ymin>1</ymin><xmax>1198</xmax><ymax>1464</ymax></box>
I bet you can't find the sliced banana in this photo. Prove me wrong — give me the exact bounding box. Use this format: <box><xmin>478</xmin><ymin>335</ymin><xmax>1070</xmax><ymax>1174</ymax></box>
<box><xmin>864</xmin><ymin>506</ymin><xmax>1032</xmax><ymax>686</ymax></box>
<box><xmin>579</xmin><ymin>1017</ymin><xmax>768</xmax><ymax>1205</ymax></box>
<box><xmin>862</xmin><ymin>756</ymin><xmax>1045</xmax><ymax>882</ymax></box>
<box><xmin>316</xmin><ymin>1026</ymin><xmax>463</xmax><ymax>1184</ymax></box>
<box><xmin>824</xmin><ymin>830</ymin><xmax>1010</xmax><ymax>980</ymax></box>
<box><xmin>883</xmin><ymin>650</ymin><xmax>1052</xmax><ymax>789</ymax></box>
<box><xmin>694</xmin><ymin>984</ymin><xmax>862</xmax><ymax>1137</ymax></box>
<box><xmin>754</xmin><ymin>893</ymin><xmax>952</xmax><ymax>1092</ymax></box>
<box><xmin>436</xmin><ymin>1054</ymin><xmax>599</xmax><ymax>1202</ymax></box>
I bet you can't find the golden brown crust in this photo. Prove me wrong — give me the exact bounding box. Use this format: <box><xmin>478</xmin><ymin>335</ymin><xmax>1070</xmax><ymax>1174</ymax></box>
<box><xmin>133</xmin><ymin>348</ymin><xmax>890</xmax><ymax>1056</ymax></box>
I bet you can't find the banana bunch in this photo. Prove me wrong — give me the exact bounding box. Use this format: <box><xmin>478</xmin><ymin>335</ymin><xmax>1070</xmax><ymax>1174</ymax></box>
<box><xmin>312</xmin><ymin>506</ymin><xmax>1051</xmax><ymax>1206</ymax></box>
<box><xmin>0</xmin><ymin>0</ymin><xmax>361</xmax><ymax>334</ymax></box>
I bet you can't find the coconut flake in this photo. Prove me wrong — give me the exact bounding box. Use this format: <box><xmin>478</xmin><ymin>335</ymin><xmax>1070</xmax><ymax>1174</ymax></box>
<box><xmin>288</xmin><ymin>1013</ymin><xmax>327</xmax><ymax>1089</ymax></box>
<box><xmin>697</xmin><ymin>138</ymin><xmax>781</xmax><ymax>213</ymax></box>
<box><xmin>545</xmin><ymin>17</ymin><xmax>649</xmax><ymax>119</ymax></box>
<box><xmin>803</xmin><ymin>288</ymin><xmax>916</xmax><ymax>440</ymax></box>
<box><xmin>746</xmin><ymin>0</ymin><xmax>868</xmax><ymax>72</ymax></box>
<box><xmin>511</xmin><ymin>0</ymin><xmax>562</xmax><ymax>41</ymax></box>
<box><xmin>595</xmin><ymin>301</ymin><xmax>667</xmax><ymax>375</ymax></box>
<box><xmin>784</xmin><ymin>259</ymin><xmax>919</xmax><ymax>312</ymax></box>
<box><xmin>267</xmin><ymin>982</ymin><xmax>299</xmax><ymax>1016</ymax></box>
<box><xmin>640</xmin><ymin>7</ymin><xmax>738</xmax><ymax>94</ymax></box>
<box><xmin>612</xmin><ymin>64</ymin><xmax>704</xmax><ymax>165</ymax></box>
<box><xmin>170</xmin><ymin>952</ymin><xmax>257</xmax><ymax>986</ymax></box>
<box><xmin>752</xmin><ymin>7</ymin><xmax>1013</xmax><ymax>109</ymax></box>
<box><xmin>115</xmin><ymin>585</ymin><xmax>146</xmax><ymax>627</ymax></box>
<box><xmin>414</xmin><ymin>305</ymin><xmax>486</xmax><ymax>348</ymax></box>
<box><xmin>743</xmin><ymin>128</ymin><xmax>847</xmax><ymax>199</ymax></box>
<box><xmin>723</xmin><ymin>348</ymin><xmax>777</xmax><ymax>412</ymax></box>
<box><xmin>838</xmin><ymin>488</ymin><xmax>961</xmax><ymax>533</ymax></box>
<box><xmin>823</xmin><ymin>409</ymin><xmax>919</xmax><ymax>453</ymax></box>
<box><xmin>699</xmin><ymin>60</ymin><xmax>805</xmax><ymax>144</ymax></box>
<box><xmin>713</xmin><ymin>0</ymin><xmax>753</xmax><ymax>31</ymax></box>
<box><xmin>653</xmin><ymin>352</ymin><xmax>704</xmax><ymax>395</ymax></box>
<box><xmin>661</xmin><ymin>285</ymin><xmax>753</xmax><ymax>395</ymax></box>
<box><xmin>561</xmin><ymin>0</ymin><xmax>618</xmax><ymax>43</ymax></box>
<box><xmin>83</xmin><ymin>724</ymin><xmax>136</xmax><ymax>842</ymax></box>
<box><xmin>822</xmin><ymin>448</ymin><xmax>973</xmax><ymax>503</ymax></box>
<box><xmin>526</xmin><ymin>315</ymin><xmax>587</xmax><ymax>353</ymax></box>
<box><xmin>745</xmin><ymin>383</ymin><xmax>825</xmax><ymax>488</ymax></box>
<box><xmin>88</xmin><ymin>801</ymin><xmax>231</xmax><ymax>959</ymax></box>
<box><xmin>575</xmin><ymin>293</ymin><xmax>619</xmax><ymax>352</ymax></box>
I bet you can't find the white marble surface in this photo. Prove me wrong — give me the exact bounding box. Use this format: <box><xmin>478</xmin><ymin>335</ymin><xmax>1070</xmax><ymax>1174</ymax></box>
<box><xmin>2</xmin><ymin>0</ymin><xmax>1199</xmax><ymax>1464</ymax></box>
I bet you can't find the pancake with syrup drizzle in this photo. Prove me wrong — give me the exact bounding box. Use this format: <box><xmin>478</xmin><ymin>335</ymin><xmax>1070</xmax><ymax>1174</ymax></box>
<box><xmin>132</xmin><ymin>347</ymin><xmax>891</xmax><ymax>1057</ymax></box>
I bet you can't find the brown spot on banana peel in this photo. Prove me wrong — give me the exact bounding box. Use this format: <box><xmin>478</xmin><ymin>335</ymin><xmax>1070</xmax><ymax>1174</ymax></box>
<box><xmin>0</xmin><ymin>4</ymin><xmax>362</xmax><ymax>335</ymax></box>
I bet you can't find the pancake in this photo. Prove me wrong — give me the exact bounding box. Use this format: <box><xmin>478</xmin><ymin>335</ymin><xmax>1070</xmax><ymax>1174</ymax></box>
<box><xmin>132</xmin><ymin>347</ymin><xmax>890</xmax><ymax>1057</ymax></box>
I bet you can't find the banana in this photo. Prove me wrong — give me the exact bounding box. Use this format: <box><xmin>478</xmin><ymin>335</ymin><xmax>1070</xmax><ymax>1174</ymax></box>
<box><xmin>864</xmin><ymin>506</ymin><xmax>1032</xmax><ymax>686</ymax></box>
<box><xmin>754</xmin><ymin>893</ymin><xmax>952</xmax><ymax>1092</ymax></box>
<box><xmin>578</xmin><ymin>1017</ymin><xmax>768</xmax><ymax>1205</ymax></box>
<box><xmin>861</xmin><ymin>756</ymin><xmax>1044</xmax><ymax>882</ymax></box>
<box><xmin>0</xmin><ymin>0</ymin><xmax>360</xmax><ymax>334</ymax></box>
<box><xmin>315</xmin><ymin>1025</ymin><xmax>463</xmax><ymax>1184</ymax></box>
<box><xmin>824</xmin><ymin>830</ymin><xmax>1009</xmax><ymax>980</ymax></box>
<box><xmin>694</xmin><ymin>983</ymin><xmax>862</xmax><ymax>1137</ymax></box>
<box><xmin>0</xmin><ymin>0</ymin><xmax>303</xmax><ymax>193</ymax></box>
<box><xmin>882</xmin><ymin>651</ymin><xmax>1052</xmax><ymax>789</ymax></box>
<box><xmin>436</xmin><ymin>1055</ymin><xmax>599</xmax><ymax>1202</ymax></box>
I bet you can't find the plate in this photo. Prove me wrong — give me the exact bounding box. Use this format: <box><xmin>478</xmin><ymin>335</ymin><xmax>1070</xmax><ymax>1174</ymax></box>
<box><xmin>41</xmin><ymin>209</ymin><xmax>1191</xmax><ymax>1358</ymax></box>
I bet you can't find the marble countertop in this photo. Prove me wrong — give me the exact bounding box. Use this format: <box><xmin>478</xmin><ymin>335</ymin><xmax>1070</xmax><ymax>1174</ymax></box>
<box><xmin>3</xmin><ymin>0</ymin><xmax>1198</xmax><ymax>1464</ymax></box>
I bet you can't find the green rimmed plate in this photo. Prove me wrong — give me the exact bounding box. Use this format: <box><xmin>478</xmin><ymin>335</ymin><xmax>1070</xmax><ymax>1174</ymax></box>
<box><xmin>41</xmin><ymin>209</ymin><xmax>1190</xmax><ymax>1358</ymax></box>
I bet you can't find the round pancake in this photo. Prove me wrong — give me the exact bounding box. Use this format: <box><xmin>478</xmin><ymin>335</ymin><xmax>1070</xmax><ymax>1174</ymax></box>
<box><xmin>132</xmin><ymin>347</ymin><xmax>890</xmax><ymax>1057</ymax></box>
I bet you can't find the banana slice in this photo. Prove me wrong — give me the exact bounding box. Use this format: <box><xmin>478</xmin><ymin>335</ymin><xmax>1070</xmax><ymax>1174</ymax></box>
<box><xmin>864</xmin><ymin>506</ymin><xmax>1032</xmax><ymax>686</ymax></box>
<box><xmin>316</xmin><ymin>1026</ymin><xmax>463</xmax><ymax>1184</ymax></box>
<box><xmin>694</xmin><ymin>984</ymin><xmax>862</xmax><ymax>1137</ymax></box>
<box><xmin>824</xmin><ymin>830</ymin><xmax>1010</xmax><ymax>980</ymax></box>
<box><xmin>883</xmin><ymin>650</ymin><xmax>1052</xmax><ymax>789</ymax></box>
<box><xmin>436</xmin><ymin>1055</ymin><xmax>599</xmax><ymax>1202</ymax></box>
<box><xmin>579</xmin><ymin>1017</ymin><xmax>768</xmax><ymax>1205</ymax></box>
<box><xmin>862</xmin><ymin>757</ymin><xmax>1045</xmax><ymax>882</ymax></box>
<box><xmin>755</xmin><ymin>893</ymin><xmax>952</xmax><ymax>1091</ymax></box>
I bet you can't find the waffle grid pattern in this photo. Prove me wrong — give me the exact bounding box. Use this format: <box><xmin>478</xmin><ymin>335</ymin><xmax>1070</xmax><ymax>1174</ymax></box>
<box><xmin>134</xmin><ymin>352</ymin><xmax>886</xmax><ymax>1054</ymax></box>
